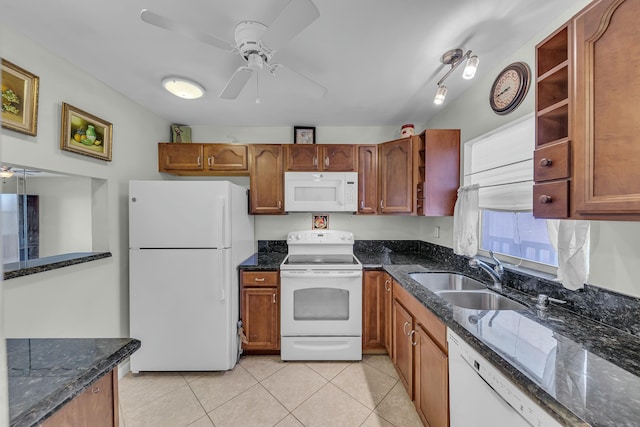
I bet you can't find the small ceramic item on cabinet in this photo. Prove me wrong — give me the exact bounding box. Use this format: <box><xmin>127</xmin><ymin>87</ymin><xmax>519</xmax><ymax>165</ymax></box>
<box><xmin>401</xmin><ymin>124</ymin><xmax>415</xmax><ymax>138</ymax></box>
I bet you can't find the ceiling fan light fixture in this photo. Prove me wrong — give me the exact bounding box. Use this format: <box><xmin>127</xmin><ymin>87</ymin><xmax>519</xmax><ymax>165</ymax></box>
<box><xmin>161</xmin><ymin>76</ymin><xmax>206</xmax><ymax>99</ymax></box>
<box><xmin>0</xmin><ymin>167</ymin><xmax>14</xmax><ymax>179</ymax></box>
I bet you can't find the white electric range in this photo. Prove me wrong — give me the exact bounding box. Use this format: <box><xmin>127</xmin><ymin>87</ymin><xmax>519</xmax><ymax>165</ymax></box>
<box><xmin>280</xmin><ymin>230</ymin><xmax>363</xmax><ymax>361</ymax></box>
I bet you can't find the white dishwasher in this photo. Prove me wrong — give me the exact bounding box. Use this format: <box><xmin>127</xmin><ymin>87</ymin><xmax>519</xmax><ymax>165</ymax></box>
<box><xmin>448</xmin><ymin>329</ymin><xmax>562</xmax><ymax>427</ymax></box>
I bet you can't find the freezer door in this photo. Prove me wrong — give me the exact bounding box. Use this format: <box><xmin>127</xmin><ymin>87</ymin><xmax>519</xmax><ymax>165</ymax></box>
<box><xmin>129</xmin><ymin>248</ymin><xmax>236</xmax><ymax>371</ymax></box>
<box><xmin>129</xmin><ymin>180</ymin><xmax>230</xmax><ymax>248</ymax></box>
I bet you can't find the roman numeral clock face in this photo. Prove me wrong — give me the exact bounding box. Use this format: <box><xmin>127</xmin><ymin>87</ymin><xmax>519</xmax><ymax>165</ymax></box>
<box><xmin>490</xmin><ymin>62</ymin><xmax>531</xmax><ymax>115</ymax></box>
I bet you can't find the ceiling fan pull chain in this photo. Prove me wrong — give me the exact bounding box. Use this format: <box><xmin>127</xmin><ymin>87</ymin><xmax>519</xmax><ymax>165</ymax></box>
<box><xmin>256</xmin><ymin>71</ymin><xmax>261</xmax><ymax>104</ymax></box>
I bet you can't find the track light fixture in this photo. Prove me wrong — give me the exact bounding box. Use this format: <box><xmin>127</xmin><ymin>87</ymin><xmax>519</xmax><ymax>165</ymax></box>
<box><xmin>433</xmin><ymin>49</ymin><xmax>479</xmax><ymax>105</ymax></box>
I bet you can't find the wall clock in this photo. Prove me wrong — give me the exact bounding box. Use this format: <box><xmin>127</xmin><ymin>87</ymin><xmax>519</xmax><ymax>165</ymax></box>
<box><xmin>489</xmin><ymin>62</ymin><xmax>531</xmax><ymax>115</ymax></box>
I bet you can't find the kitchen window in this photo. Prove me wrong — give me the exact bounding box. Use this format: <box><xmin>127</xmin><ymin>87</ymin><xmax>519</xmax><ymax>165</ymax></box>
<box><xmin>464</xmin><ymin>114</ymin><xmax>558</xmax><ymax>273</ymax></box>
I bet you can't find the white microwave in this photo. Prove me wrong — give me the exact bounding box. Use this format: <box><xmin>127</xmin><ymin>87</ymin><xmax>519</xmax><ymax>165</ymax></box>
<box><xmin>284</xmin><ymin>172</ymin><xmax>358</xmax><ymax>212</ymax></box>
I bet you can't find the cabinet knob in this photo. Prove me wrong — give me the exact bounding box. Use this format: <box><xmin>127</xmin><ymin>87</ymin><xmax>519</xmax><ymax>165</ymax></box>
<box><xmin>539</xmin><ymin>158</ymin><xmax>553</xmax><ymax>167</ymax></box>
<box><xmin>360</xmin><ymin>200</ymin><xmax>364</xmax><ymax>209</ymax></box>
<box><xmin>313</xmin><ymin>157</ymin><xmax>318</xmax><ymax>167</ymax></box>
<box><xmin>277</xmin><ymin>200</ymin><xmax>282</xmax><ymax>209</ymax></box>
<box><xmin>539</xmin><ymin>195</ymin><xmax>553</xmax><ymax>204</ymax></box>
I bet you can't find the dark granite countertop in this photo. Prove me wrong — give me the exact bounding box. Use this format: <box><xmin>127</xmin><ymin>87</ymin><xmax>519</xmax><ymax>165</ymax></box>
<box><xmin>243</xmin><ymin>247</ymin><xmax>640</xmax><ymax>426</ymax></box>
<box><xmin>8</xmin><ymin>338</ymin><xmax>141</xmax><ymax>427</ymax></box>
<box><xmin>4</xmin><ymin>252</ymin><xmax>112</xmax><ymax>280</ymax></box>
<box><xmin>239</xmin><ymin>251</ymin><xmax>286</xmax><ymax>270</ymax></box>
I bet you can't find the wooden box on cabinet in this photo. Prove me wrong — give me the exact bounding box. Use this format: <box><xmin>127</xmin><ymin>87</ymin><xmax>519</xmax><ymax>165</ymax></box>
<box><xmin>240</xmin><ymin>271</ymin><xmax>280</xmax><ymax>352</ymax></box>
<box><xmin>392</xmin><ymin>281</ymin><xmax>448</xmax><ymax>427</ymax></box>
<box><xmin>41</xmin><ymin>370</ymin><xmax>118</xmax><ymax>427</ymax></box>
<box><xmin>249</xmin><ymin>145</ymin><xmax>285</xmax><ymax>215</ymax></box>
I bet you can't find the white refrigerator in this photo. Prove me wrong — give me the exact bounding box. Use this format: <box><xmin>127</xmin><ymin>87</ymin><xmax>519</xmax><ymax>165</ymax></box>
<box><xmin>128</xmin><ymin>180</ymin><xmax>255</xmax><ymax>372</ymax></box>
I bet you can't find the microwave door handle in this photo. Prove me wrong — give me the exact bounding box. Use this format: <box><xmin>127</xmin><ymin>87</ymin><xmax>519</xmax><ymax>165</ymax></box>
<box><xmin>337</xmin><ymin>180</ymin><xmax>344</xmax><ymax>205</ymax></box>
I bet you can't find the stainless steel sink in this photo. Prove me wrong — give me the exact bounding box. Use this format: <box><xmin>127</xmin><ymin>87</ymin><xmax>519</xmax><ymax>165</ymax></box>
<box><xmin>436</xmin><ymin>291</ymin><xmax>527</xmax><ymax>311</ymax></box>
<box><xmin>408</xmin><ymin>272</ymin><xmax>487</xmax><ymax>292</ymax></box>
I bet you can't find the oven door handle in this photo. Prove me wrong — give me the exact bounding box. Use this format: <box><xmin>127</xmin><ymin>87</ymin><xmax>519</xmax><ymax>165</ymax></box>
<box><xmin>280</xmin><ymin>271</ymin><xmax>362</xmax><ymax>279</ymax></box>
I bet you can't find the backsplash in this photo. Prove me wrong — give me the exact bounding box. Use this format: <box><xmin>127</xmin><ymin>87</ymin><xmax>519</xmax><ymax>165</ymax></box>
<box><xmin>257</xmin><ymin>239</ymin><xmax>640</xmax><ymax>337</ymax></box>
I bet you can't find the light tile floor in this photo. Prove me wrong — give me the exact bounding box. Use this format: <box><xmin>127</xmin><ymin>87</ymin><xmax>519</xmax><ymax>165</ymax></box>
<box><xmin>118</xmin><ymin>354</ymin><xmax>424</xmax><ymax>427</ymax></box>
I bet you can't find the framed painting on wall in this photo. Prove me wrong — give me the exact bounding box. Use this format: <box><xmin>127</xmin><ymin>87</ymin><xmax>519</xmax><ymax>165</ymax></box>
<box><xmin>294</xmin><ymin>126</ymin><xmax>315</xmax><ymax>144</ymax></box>
<box><xmin>1</xmin><ymin>59</ymin><xmax>40</xmax><ymax>136</ymax></box>
<box><xmin>60</xmin><ymin>102</ymin><xmax>113</xmax><ymax>161</ymax></box>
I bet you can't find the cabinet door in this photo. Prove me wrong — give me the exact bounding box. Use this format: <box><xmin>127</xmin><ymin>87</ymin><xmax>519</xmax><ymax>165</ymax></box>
<box><xmin>383</xmin><ymin>274</ymin><xmax>393</xmax><ymax>357</ymax></box>
<box><xmin>362</xmin><ymin>271</ymin><xmax>386</xmax><ymax>352</ymax></box>
<box><xmin>414</xmin><ymin>324</ymin><xmax>449</xmax><ymax>427</ymax></box>
<box><xmin>573</xmin><ymin>0</ymin><xmax>640</xmax><ymax>217</ymax></box>
<box><xmin>358</xmin><ymin>145</ymin><xmax>378</xmax><ymax>214</ymax></box>
<box><xmin>393</xmin><ymin>299</ymin><xmax>414</xmax><ymax>398</ymax></box>
<box><xmin>420</xmin><ymin>130</ymin><xmax>460</xmax><ymax>216</ymax></box>
<box><xmin>42</xmin><ymin>370</ymin><xmax>116</xmax><ymax>427</ymax></box>
<box><xmin>285</xmin><ymin>145</ymin><xmax>320</xmax><ymax>171</ymax></box>
<box><xmin>241</xmin><ymin>287</ymin><xmax>279</xmax><ymax>351</ymax></box>
<box><xmin>379</xmin><ymin>138</ymin><xmax>413</xmax><ymax>214</ymax></box>
<box><xmin>204</xmin><ymin>144</ymin><xmax>248</xmax><ymax>172</ymax></box>
<box><xmin>250</xmin><ymin>145</ymin><xmax>284</xmax><ymax>214</ymax></box>
<box><xmin>322</xmin><ymin>145</ymin><xmax>357</xmax><ymax>171</ymax></box>
<box><xmin>158</xmin><ymin>143</ymin><xmax>204</xmax><ymax>171</ymax></box>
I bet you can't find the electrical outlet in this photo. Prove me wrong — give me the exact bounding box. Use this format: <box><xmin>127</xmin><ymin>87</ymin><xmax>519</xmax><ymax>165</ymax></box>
<box><xmin>433</xmin><ymin>226</ymin><xmax>440</xmax><ymax>238</ymax></box>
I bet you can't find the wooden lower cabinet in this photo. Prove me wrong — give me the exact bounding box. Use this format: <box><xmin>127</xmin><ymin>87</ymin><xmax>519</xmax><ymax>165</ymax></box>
<box><xmin>362</xmin><ymin>270</ymin><xmax>386</xmax><ymax>353</ymax></box>
<box><xmin>42</xmin><ymin>370</ymin><xmax>117</xmax><ymax>427</ymax></box>
<box><xmin>392</xmin><ymin>280</ymin><xmax>449</xmax><ymax>427</ymax></box>
<box><xmin>415</xmin><ymin>324</ymin><xmax>449</xmax><ymax>427</ymax></box>
<box><xmin>240</xmin><ymin>271</ymin><xmax>280</xmax><ymax>352</ymax></box>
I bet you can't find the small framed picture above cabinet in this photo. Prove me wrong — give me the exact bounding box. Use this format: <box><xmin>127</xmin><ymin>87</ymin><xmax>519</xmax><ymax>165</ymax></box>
<box><xmin>294</xmin><ymin>126</ymin><xmax>315</xmax><ymax>144</ymax></box>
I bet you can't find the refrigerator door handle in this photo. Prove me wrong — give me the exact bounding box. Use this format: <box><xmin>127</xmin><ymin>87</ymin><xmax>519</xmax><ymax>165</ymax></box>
<box><xmin>216</xmin><ymin>197</ymin><xmax>226</xmax><ymax>248</ymax></box>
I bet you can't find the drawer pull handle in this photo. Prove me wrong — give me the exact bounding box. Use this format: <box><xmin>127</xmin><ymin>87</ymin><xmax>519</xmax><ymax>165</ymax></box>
<box><xmin>313</xmin><ymin>157</ymin><xmax>318</xmax><ymax>167</ymax></box>
<box><xmin>91</xmin><ymin>387</ymin><xmax>101</xmax><ymax>394</ymax></box>
<box><xmin>197</xmin><ymin>156</ymin><xmax>202</xmax><ymax>166</ymax></box>
<box><xmin>208</xmin><ymin>156</ymin><xmax>214</xmax><ymax>167</ymax></box>
<box><xmin>272</xmin><ymin>293</ymin><xmax>277</xmax><ymax>304</ymax></box>
<box><xmin>277</xmin><ymin>200</ymin><xmax>282</xmax><ymax>209</ymax></box>
<box><xmin>539</xmin><ymin>195</ymin><xmax>553</xmax><ymax>204</ymax></box>
<box><xmin>325</xmin><ymin>157</ymin><xmax>329</xmax><ymax>168</ymax></box>
<box><xmin>403</xmin><ymin>321</ymin><xmax>411</xmax><ymax>336</ymax></box>
<box><xmin>410</xmin><ymin>330</ymin><xmax>417</xmax><ymax>346</ymax></box>
<box><xmin>539</xmin><ymin>158</ymin><xmax>553</xmax><ymax>167</ymax></box>
<box><xmin>254</xmin><ymin>277</ymin><xmax>266</xmax><ymax>282</ymax></box>
<box><xmin>380</xmin><ymin>200</ymin><xmax>385</xmax><ymax>209</ymax></box>
<box><xmin>360</xmin><ymin>200</ymin><xmax>365</xmax><ymax>209</ymax></box>
<box><xmin>384</xmin><ymin>279</ymin><xmax>391</xmax><ymax>292</ymax></box>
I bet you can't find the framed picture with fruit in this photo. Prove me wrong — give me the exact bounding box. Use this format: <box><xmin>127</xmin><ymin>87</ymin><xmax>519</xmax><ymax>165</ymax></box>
<box><xmin>60</xmin><ymin>102</ymin><xmax>113</xmax><ymax>161</ymax></box>
<box><xmin>1</xmin><ymin>58</ymin><xmax>40</xmax><ymax>136</ymax></box>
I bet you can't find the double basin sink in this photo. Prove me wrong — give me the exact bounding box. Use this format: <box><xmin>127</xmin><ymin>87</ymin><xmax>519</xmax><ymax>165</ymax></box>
<box><xmin>408</xmin><ymin>272</ymin><xmax>526</xmax><ymax>311</ymax></box>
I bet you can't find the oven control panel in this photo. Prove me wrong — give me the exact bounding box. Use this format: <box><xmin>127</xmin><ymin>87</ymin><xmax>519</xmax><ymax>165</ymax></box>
<box><xmin>287</xmin><ymin>230</ymin><xmax>354</xmax><ymax>244</ymax></box>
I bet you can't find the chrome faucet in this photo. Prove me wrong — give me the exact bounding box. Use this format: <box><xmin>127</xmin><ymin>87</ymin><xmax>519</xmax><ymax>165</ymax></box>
<box><xmin>469</xmin><ymin>251</ymin><xmax>503</xmax><ymax>291</ymax></box>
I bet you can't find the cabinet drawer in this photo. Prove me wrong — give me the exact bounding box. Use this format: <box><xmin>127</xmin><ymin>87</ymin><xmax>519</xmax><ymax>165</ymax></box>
<box><xmin>534</xmin><ymin>140</ymin><xmax>570</xmax><ymax>182</ymax></box>
<box><xmin>242</xmin><ymin>271</ymin><xmax>279</xmax><ymax>286</ymax></box>
<box><xmin>533</xmin><ymin>180</ymin><xmax>569</xmax><ymax>218</ymax></box>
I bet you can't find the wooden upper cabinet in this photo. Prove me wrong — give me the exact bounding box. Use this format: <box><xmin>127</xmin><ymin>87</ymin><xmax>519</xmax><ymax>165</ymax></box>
<box><xmin>572</xmin><ymin>0</ymin><xmax>640</xmax><ymax>218</ymax></box>
<box><xmin>158</xmin><ymin>143</ymin><xmax>249</xmax><ymax>176</ymax></box>
<box><xmin>417</xmin><ymin>130</ymin><xmax>460</xmax><ymax>216</ymax></box>
<box><xmin>158</xmin><ymin>143</ymin><xmax>204</xmax><ymax>172</ymax></box>
<box><xmin>285</xmin><ymin>144</ymin><xmax>356</xmax><ymax>171</ymax></box>
<box><xmin>357</xmin><ymin>145</ymin><xmax>378</xmax><ymax>214</ymax></box>
<box><xmin>204</xmin><ymin>144</ymin><xmax>248</xmax><ymax>172</ymax></box>
<box><xmin>379</xmin><ymin>138</ymin><xmax>414</xmax><ymax>214</ymax></box>
<box><xmin>322</xmin><ymin>145</ymin><xmax>357</xmax><ymax>171</ymax></box>
<box><xmin>249</xmin><ymin>144</ymin><xmax>284</xmax><ymax>214</ymax></box>
<box><xmin>285</xmin><ymin>144</ymin><xmax>319</xmax><ymax>171</ymax></box>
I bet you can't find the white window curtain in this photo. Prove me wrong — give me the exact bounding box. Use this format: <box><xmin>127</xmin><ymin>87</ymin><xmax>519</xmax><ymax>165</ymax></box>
<box><xmin>453</xmin><ymin>184</ymin><xmax>479</xmax><ymax>257</ymax></box>
<box><xmin>547</xmin><ymin>220</ymin><xmax>590</xmax><ymax>290</ymax></box>
<box><xmin>464</xmin><ymin>114</ymin><xmax>534</xmax><ymax>211</ymax></box>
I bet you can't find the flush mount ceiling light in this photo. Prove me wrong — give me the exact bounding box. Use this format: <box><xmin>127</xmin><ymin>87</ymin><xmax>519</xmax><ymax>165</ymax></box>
<box><xmin>0</xmin><ymin>166</ymin><xmax>14</xmax><ymax>179</ymax></box>
<box><xmin>433</xmin><ymin>48</ymin><xmax>479</xmax><ymax>105</ymax></box>
<box><xmin>161</xmin><ymin>76</ymin><xmax>206</xmax><ymax>99</ymax></box>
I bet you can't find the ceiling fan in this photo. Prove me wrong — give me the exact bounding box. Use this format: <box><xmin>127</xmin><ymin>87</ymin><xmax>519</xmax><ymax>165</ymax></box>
<box><xmin>140</xmin><ymin>0</ymin><xmax>327</xmax><ymax>100</ymax></box>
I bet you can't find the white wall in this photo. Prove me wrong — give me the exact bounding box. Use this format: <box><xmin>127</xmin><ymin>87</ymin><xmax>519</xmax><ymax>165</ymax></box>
<box><xmin>421</xmin><ymin>0</ymin><xmax>640</xmax><ymax>299</ymax></box>
<box><xmin>0</xmin><ymin>25</ymin><xmax>170</xmax><ymax>337</ymax></box>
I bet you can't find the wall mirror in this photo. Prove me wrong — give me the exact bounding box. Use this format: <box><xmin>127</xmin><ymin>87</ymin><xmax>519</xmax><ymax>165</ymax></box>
<box><xmin>0</xmin><ymin>163</ymin><xmax>108</xmax><ymax>277</ymax></box>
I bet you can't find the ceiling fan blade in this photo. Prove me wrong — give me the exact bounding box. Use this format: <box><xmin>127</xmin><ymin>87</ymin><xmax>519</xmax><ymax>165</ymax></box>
<box><xmin>261</xmin><ymin>0</ymin><xmax>320</xmax><ymax>52</ymax></box>
<box><xmin>140</xmin><ymin>9</ymin><xmax>234</xmax><ymax>51</ymax></box>
<box><xmin>271</xmin><ymin>64</ymin><xmax>327</xmax><ymax>99</ymax></box>
<box><xmin>220</xmin><ymin>67</ymin><xmax>254</xmax><ymax>99</ymax></box>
